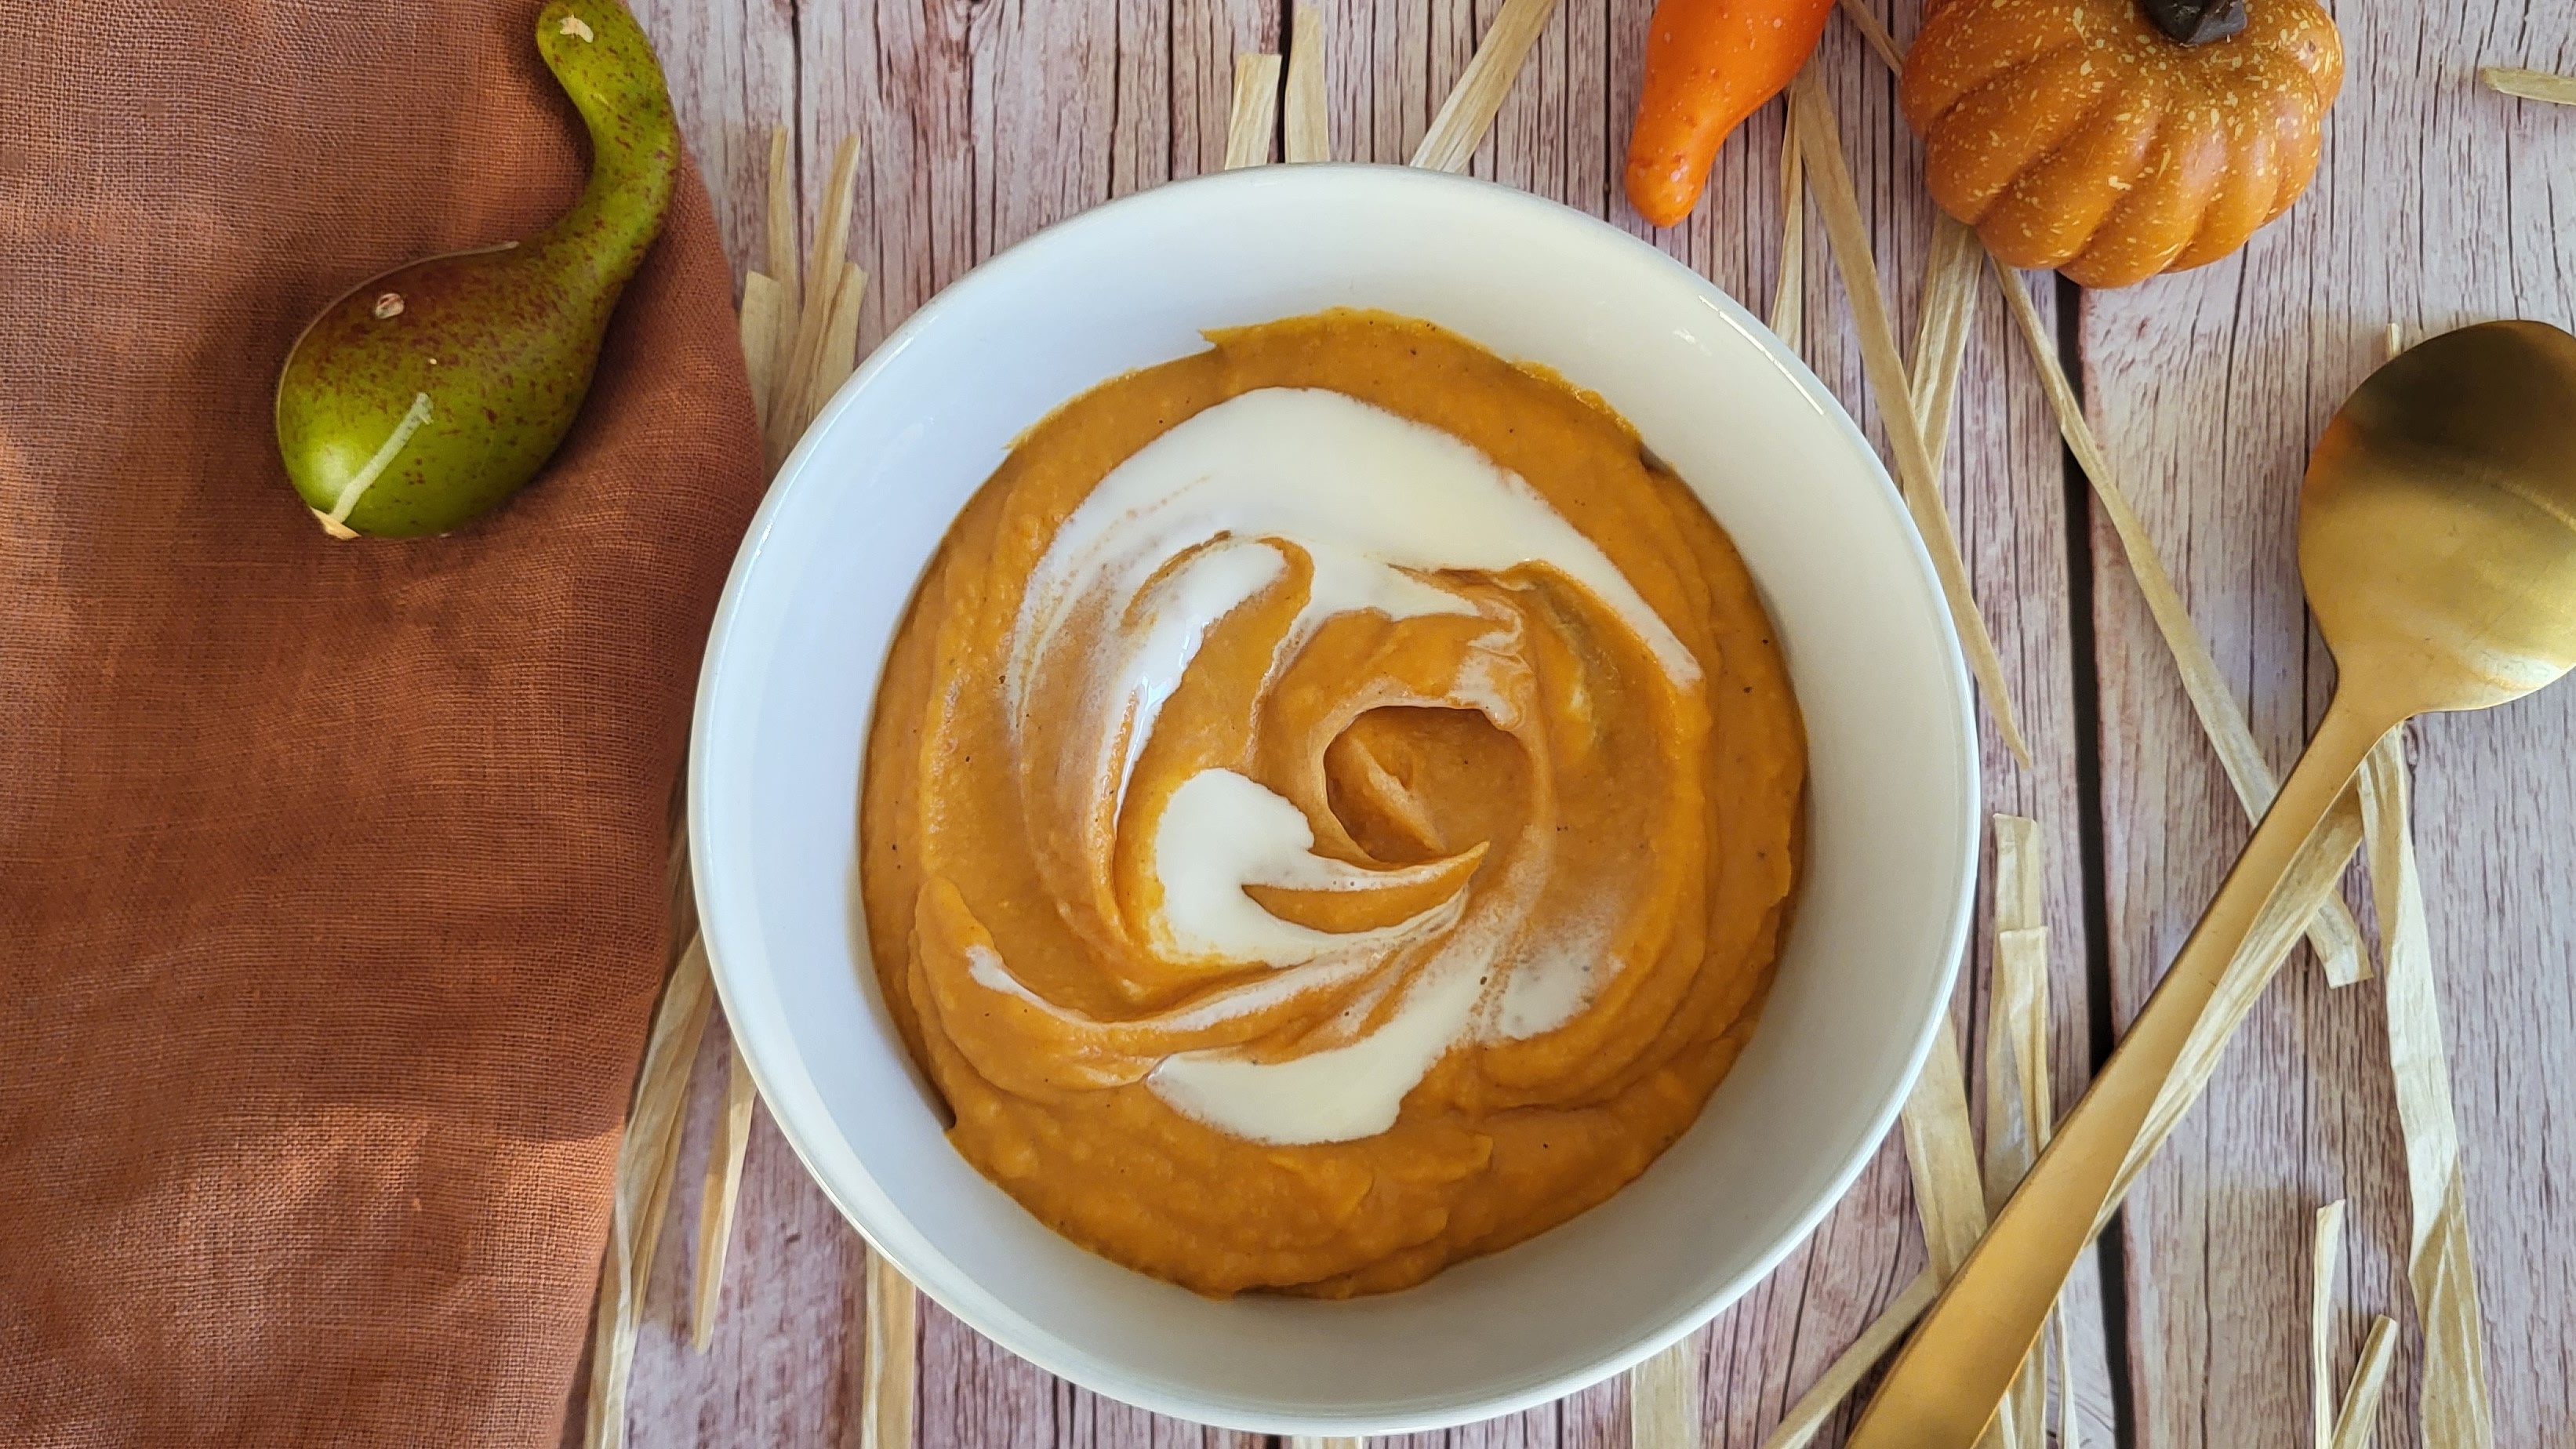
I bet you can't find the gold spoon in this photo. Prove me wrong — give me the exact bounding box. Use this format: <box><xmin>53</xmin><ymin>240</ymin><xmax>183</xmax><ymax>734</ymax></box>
<box><xmin>1846</xmin><ymin>318</ymin><xmax>2576</xmax><ymax>1449</ymax></box>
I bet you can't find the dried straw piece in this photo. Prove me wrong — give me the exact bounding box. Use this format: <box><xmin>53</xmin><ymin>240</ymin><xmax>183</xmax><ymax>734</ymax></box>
<box><xmin>738</xmin><ymin>271</ymin><xmax>790</xmax><ymax>430</ymax></box>
<box><xmin>583</xmin><ymin>936</ymin><xmax>715</xmax><ymax>1449</ymax></box>
<box><xmin>863</xmin><ymin>1251</ymin><xmax>919</xmax><ymax>1449</ymax></box>
<box><xmin>1902</xmin><ymin>1015</ymin><xmax>1989</xmax><ymax>1276</ymax></box>
<box><xmin>2480</xmin><ymin>66</ymin><xmax>2576</xmax><ymax>106</ymax></box>
<box><xmin>1758</xmin><ymin>1269</ymin><xmax>1938</xmax><ymax>1449</ymax></box>
<box><xmin>2058</xmin><ymin>1309</ymin><xmax>2079</xmax><ymax>1449</ymax></box>
<box><xmin>767</xmin><ymin>136</ymin><xmax>863</xmax><ymax>468</ymax></box>
<box><xmin>1895</xmin><ymin>1012</ymin><xmax>2011</xmax><ymax>1449</ymax></box>
<box><xmin>1411</xmin><ymin>0</ymin><xmax>1560</xmax><ymax>172</ymax></box>
<box><xmin>761</xmin><ymin>129</ymin><xmax>804</xmax><ymax>423</ymax></box>
<box><xmin>1789</xmin><ymin>71</ymin><xmax>2031</xmax><ymax>766</ymax></box>
<box><xmin>764</xmin><ymin>125</ymin><xmax>800</xmax><ymax>303</ymax></box>
<box><xmin>2327</xmin><ymin>1316</ymin><xmax>2399</xmax><ymax>1449</ymax></box>
<box><xmin>2359</xmin><ymin>732</ymin><xmax>2498</xmax><ymax>1449</ymax></box>
<box><xmin>1984</xmin><ymin>815</ymin><xmax>2054</xmax><ymax>1449</ymax></box>
<box><xmin>1898</xmin><ymin>1013</ymin><xmax>2025</xmax><ymax>1449</ymax></box>
<box><xmin>2312</xmin><ymin>1199</ymin><xmax>2345</xmax><ymax>1447</ymax></box>
<box><xmin>1287</xmin><ymin>1439</ymin><xmax>1363</xmax><ymax>1449</ymax></box>
<box><xmin>1838</xmin><ymin>0</ymin><xmax>1905</xmax><ymax>73</ymax></box>
<box><xmin>1991</xmin><ymin>821</ymin><xmax>2048</xmax><ymax>1128</ymax></box>
<box><xmin>1987</xmin><ymin>255</ymin><xmax>2369</xmax><ymax>983</ymax></box>
<box><xmin>1284</xmin><ymin>4</ymin><xmax>1330</xmax><ymax>163</ymax></box>
<box><xmin>802</xmin><ymin>261</ymin><xmax>868</xmax><ymax>428</ymax></box>
<box><xmin>1769</xmin><ymin>108</ymin><xmax>1805</xmax><ymax>350</ymax></box>
<box><xmin>1224</xmin><ymin>54</ymin><xmax>1282</xmax><ymax>170</ymax></box>
<box><xmin>1978</xmin><ymin>937</ymin><xmax>2035</xmax><ymax>1211</ymax></box>
<box><xmin>1631</xmin><ymin>1336</ymin><xmax>1699</xmax><ymax>1448</ymax></box>
<box><xmin>1910</xmin><ymin>216</ymin><xmax>1982</xmax><ymax>477</ymax></box>
<box><xmin>690</xmin><ymin>1037</ymin><xmax>760</xmax><ymax>1349</ymax></box>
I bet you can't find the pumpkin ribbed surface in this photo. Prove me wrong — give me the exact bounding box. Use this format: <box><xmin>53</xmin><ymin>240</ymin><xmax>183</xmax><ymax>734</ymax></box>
<box><xmin>1901</xmin><ymin>0</ymin><xmax>2342</xmax><ymax>287</ymax></box>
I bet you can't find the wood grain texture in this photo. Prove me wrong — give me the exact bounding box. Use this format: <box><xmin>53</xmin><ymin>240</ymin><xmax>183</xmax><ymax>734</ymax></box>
<box><xmin>583</xmin><ymin>0</ymin><xmax>2569</xmax><ymax>1444</ymax></box>
<box><xmin>2080</xmin><ymin>3</ymin><xmax>2576</xmax><ymax>1446</ymax></box>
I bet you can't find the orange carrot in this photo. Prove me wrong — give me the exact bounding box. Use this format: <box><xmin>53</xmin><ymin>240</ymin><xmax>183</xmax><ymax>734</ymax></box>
<box><xmin>1624</xmin><ymin>0</ymin><xmax>1837</xmax><ymax>227</ymax></box>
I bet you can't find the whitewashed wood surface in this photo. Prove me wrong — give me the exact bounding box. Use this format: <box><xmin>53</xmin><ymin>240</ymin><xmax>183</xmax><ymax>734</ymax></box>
<box><xmin>582</xmin><ymin>1</ymin><xmax>2576</xmax><ymax>1444</ymax></box>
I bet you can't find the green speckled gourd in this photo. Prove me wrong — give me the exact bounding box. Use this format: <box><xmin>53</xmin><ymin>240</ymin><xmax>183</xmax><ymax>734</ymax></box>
<box><xmin>274</xmin><ymin>0</ymin><xmax>678</xmax><ymax>538</ymax></box>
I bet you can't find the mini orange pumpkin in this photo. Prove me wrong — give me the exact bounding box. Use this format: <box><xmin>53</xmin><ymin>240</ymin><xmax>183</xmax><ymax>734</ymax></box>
<box><xmin>1900</xmin><ymin>0</ymin><xmax>2344</xmax><ymax>287</ymax></box>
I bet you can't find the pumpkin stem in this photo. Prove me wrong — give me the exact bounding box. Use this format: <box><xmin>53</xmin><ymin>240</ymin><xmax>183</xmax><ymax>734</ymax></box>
<box><xmin>2138</xmin><ymin>0</ymin><xmax>2248</xmax><ymax>45</ymax></box>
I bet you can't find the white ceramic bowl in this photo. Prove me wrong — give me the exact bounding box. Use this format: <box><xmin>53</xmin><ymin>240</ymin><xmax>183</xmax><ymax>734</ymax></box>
<box><xmin>691</xmin><ymin>164</ymin><xmax>1978</xmax><ymax>1436</ymax></box>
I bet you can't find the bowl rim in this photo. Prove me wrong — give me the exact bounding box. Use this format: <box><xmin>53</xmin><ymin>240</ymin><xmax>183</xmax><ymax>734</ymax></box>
<box><xmin>689</xmin><ymin>160</ymin><xmax>1980</xmax><ymax>1436</ymax></box>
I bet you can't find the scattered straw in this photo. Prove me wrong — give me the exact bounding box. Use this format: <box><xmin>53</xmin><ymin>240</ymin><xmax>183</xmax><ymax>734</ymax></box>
<box><xmin>1225</xmin><ymin>54</ymin><xmax>1282</xmax><ymax>169</ymax></box>
<box><xmin>1991</xmin><ymin>818</ymin><xmax>2051</xmax><ymax>1148</ymax></box>
<box><xmin>1769</xmin><ymin>107</ymin><xmax>1805</xmax><ymax>350</ymax></box>
<box><xmin>801</xmin><ymin>260</ymin><xmax>868</xmax><ymax>428</ymax></box>
<box><xmin>1789</xmin><ymin>70</ymin><xmax>2030</xmax><ymax>765</ymax></box>
<box><xmin>1411</xmin><ymin>0</ymin><xmax>1559</xmax><ymax>172</ymax></box>
<box><xmin>2360</xmin><ymin>732</ymin><xmax>2498</xmax><ymax>1448</ymax></box>
<box><xmin>765</xmin><ymin>125</ymin><xmax>800</xmax><ymax>303</ymax></box>
<box><xmin>737</xmin><ymin>271</ymin><xmax>790</xmax><ymax>430</ymax></box>
<box><xmin>1985</xmin><ymin>815</ymin><xmax>2055</xmax><ymax>1449</ymax></box>
<box><xmin>1903</xmin><ymin>1015</ymin><xmax>1989</xmax><ymax>1277</ymax></box>
<box><xmin>2058</xmin><ymin>1306</ymin><xmax>2079</xmax><ymax>1449</ymax></box>
<box><xmin>690</xmin><ymin>1037</ymin><xmax>761</xmax><ymax>1349</ymax></box>
<box><xmin>1837</xmin><ymin>0</ymin><xmax>1905</xmax><ymax>73</ymax></box>
<box><xmin>2480</xmin><ymin>66</ymin><xmax>2576</xmax><ymax>106</ymax></box>
<box><xmin>2327</xmin><ymin>1315</ymin><xmax>2399</xmax><ymax>1449</ymax></box>
<box><xmin>767</xmin><ymin>136</ymin><xmax>862</xmax><ymax>468</ymax></box>
<box><xmin>1758</xmin><ymin>1269</ymin><xmax>1938</xmax><ymax>1449</ymax></box>
<box><xmin>1910</xmin><ymin>216</ymin><xmax>1982</xmax><ymax>477</ymax></box>
<box><xmin>2312</xmin><ymin>1200</ymin><xmax>2346</xmax><ymax>1446</ymax></box>
<box><xmin>1631</xmin><ymin>1336</ymin><xmax>1700</xmax><ymax>1449</ymax></box>
<box><xmin>1988</xmin><ymin>255</ymin><xmax>2370</xmax><ymax>982</ymax></box>
<box><xmin>1285</xmin><ymin>4</ymin><xmax>1330</xmax><ymax>163</ymax></box>
<box><xmin>761</xmin><ymin>128</ymin><xmax>803</xmax><ymax>425</ymax></box>
<box><xmin>583</xmin><ymin>937</ymin><xmax>715</xmax><ymax>1449</ymax></box>
<box><xmin>863</xmin><ymin>1251</ymin><xmax>919</xmax><ymax>1449</ymax></box>
<box><xmin>1891</xmin><ymin>1015</ymin><xmax>2017</xmax><ymax>1449</ymax></box>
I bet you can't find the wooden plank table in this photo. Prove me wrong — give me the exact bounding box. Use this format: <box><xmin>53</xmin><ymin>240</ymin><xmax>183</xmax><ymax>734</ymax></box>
<box><xmin>589</xmin><ymin>1</ymin><xmax>2576</xmax><ymax>1444</ymax></box>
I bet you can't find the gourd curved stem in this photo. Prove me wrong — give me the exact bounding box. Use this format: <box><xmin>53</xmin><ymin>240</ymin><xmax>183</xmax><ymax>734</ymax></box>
<box><xmin>529</xmin><ymin>0</ymin><xmax>678</xmax><ymax>309</ymax></box>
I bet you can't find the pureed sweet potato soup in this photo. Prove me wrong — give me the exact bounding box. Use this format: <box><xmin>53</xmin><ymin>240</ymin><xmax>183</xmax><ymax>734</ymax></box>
<box><xmin>860</xmin><ymin>310</ymin><xmax>1805</xmax><ymax>1298</ymax></box>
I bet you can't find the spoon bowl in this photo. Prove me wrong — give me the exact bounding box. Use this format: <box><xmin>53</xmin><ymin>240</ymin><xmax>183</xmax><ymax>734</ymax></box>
<box><xmin>2304</xmin><ymin>320</ymin><xmax>2576</xmax><ymax>713</ymax></box>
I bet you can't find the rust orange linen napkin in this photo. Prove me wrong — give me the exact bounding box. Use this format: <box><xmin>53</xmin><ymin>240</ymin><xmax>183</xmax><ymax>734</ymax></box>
<box><xmin>0</xmin><ymin>1</ymin><xmax>763</xmax><ymax>1442</ymax></box>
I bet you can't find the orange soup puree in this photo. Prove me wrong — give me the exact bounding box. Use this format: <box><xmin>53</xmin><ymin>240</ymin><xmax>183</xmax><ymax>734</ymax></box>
<box><xmin>860</xmin><ymin>310</ymin><xmax>1804</xmax><ymax>1297</ymax></box>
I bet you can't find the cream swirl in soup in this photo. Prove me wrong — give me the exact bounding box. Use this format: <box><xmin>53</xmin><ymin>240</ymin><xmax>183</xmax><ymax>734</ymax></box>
<box><xmin>861</xmin><ymin>310</ymin><xmax>1804</xmax><ymax>1297</ymax></box>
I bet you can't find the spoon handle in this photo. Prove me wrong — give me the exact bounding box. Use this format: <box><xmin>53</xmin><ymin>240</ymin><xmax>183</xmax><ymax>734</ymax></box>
<box><xmin>1844</xmin><ymin>688</ymin><xmax>2401</xmax><ymax>1449</ymax></box>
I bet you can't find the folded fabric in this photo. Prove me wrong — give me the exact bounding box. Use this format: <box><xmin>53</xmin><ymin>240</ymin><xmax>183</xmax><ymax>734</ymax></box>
<box><xmin>0</xmin><ymin>1</ymin><xmax>763</xmax><ymax>1441</ymax></box>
